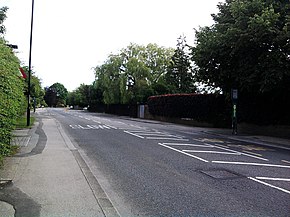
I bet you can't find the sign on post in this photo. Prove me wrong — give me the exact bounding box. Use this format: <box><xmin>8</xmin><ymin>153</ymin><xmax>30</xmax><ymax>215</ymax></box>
<box><xmin>231</xmin><ymin>89</ymin><xmax>238</xmax><ymax>135</ymax></box>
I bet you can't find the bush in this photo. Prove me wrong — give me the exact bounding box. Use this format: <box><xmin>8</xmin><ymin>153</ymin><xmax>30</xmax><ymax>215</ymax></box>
<box><xmin>0</xmin><ymin>39</ymin><xmax>26</xmax><ymax>160</ymax></box>
<box><xmin>147</xmin><ymin>93</ymin><xmax>231</xmax><ymax>127</ymax></box>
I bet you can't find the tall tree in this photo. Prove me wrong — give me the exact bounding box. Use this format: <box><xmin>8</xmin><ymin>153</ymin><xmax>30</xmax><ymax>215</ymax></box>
<box><xmin>192</xmin><ymin>0</ymin><xmax>290</xmax><ymax>96</ymax></box>
<box><xmin>44</xmin><ymin>82</ymin><xmax>68</xmax><ymax>107</ymax></box>
<box><xmin>166</xmin><ymin>36</ymin><xmax>196</xmax><ymax>93</ymax></box>
<box><xmin>21</xmin><ymin>66</ymin><xmax>45</xmax><ymax>107</ymax></box>
<box><xmin>94</xmin><ymin>43</ymin><xmax>174</xmax><ymax>104</ymax></box>
<box><xmin>0</xmin><ymin>6</ymin><xmax>8</xmax><ymax>35</ymax></box>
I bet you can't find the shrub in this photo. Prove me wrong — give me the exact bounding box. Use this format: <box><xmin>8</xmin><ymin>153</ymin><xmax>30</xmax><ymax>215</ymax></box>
<box><xmin>147</xmin><ymin>93</ymin><xmax>231</xmax><ymax>127</ymax></box>
<box><xmin>0</xmin><ymin>39</ymin><xmax>26</xmax><ymax>160</ymax></box>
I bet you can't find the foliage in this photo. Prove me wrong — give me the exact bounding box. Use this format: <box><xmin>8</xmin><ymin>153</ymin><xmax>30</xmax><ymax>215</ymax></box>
<box><xmin>166</xmin><ymin>36</ymin><xmax>196</xmax><ymax>93</ymax></box>
<box><xmin>94</xmin><ymin>43</ymin><xmax>174</xmax><ymax>105</ymax></box>
<box><xmin>21</xmin><ymin>66</ymin><xmax>45</xmax><ymax>107</ymax></box>
<box><xmin>147</xmin><ymin>93</ymin><xmax>230</xmax><ymax>127</ymax></box>
<box><xmin>0</xmin><ymin>6</ymin><xmax>8</xmax><ymax>35</ymax></box>
<box><xmin>0</xmin><ymin>39</ymin><xmax>26</xmax><ymax>160</ymax></box>
<box><xmin>192</xmin><ymin>0</ymin><xmax>290</xmax><ymax>97</ymax></box>
<box><xmin>44</xmin><ymin>82</ymin><xmax>68</xmax><ymax>107</ymax></box>
<box><xmin>67</xmin><ymin>84</ymin><xmax>102</xmax><ymax>108</ymax></box>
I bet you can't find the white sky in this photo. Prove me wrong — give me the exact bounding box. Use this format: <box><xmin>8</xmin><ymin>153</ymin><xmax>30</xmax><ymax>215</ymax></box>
<box><xmin>2</xmin><ymin>0</ymin><xmax>224</xmax><ymax>91</ymax></box>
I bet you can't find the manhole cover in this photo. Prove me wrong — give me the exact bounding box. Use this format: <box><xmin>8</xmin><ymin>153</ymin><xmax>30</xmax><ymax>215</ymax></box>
<box><xmin>200</xmin><ymin>169</ymin><xmax>243</xmax><ymax>180</ymax></box>
<box><xmin>0</xmin><ymin>179</ymin><xmax>12</xmax><ymax>188</ymax></box>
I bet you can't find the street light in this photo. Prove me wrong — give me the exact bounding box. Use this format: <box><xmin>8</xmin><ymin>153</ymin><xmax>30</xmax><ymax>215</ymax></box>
<box><xmin>27</xmin><ymin>0</ymin><xmax>35</xmax><ymax>126</ymax></box>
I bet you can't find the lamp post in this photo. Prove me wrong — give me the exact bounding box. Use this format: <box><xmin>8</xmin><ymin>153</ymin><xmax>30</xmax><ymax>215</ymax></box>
<box><xmin>27</xmin><ymin>0</ymin><xmax>35</xmax><ymax>126</ymax></box>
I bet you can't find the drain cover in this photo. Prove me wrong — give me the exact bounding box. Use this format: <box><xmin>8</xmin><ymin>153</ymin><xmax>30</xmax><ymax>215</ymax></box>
<box><xmin>200</xmin><ymin>169</ymin><xmax>243</xmax><ymax>180</ymax></box>
<box><xmin>0</xmin><ymin>179</ymin><xmax>13</xmax><ymax>188</ymax></box>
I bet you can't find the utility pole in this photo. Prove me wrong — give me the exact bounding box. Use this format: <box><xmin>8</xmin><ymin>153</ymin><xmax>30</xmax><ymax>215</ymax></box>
<box><xmin>27</xmin><ymin>0</ymin><xmax>35</xmax><ymax>126</ymax></box>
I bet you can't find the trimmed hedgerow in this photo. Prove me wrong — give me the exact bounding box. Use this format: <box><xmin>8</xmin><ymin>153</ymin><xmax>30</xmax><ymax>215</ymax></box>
<box><xmin>0</xmin><ymin>39</ymin><xmax>26</xmax><ymax>161</ymax></box>
<box><xmin>147</xmin><ymin>93</ymin><xmax>231</xmax><ymax>127</ymax></box>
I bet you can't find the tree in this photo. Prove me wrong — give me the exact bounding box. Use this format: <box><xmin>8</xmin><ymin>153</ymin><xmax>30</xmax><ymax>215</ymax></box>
<box><xmin>21</xmin><ymin>66</ymin><xmax>45</xmax><ymax>107</ymax></box>
<box><xmin>0</xmin><ymin>6</ymin><xmax>8</xmax><ymax>35</ymax></box>
<box><xmin>166</xmin><ymin>36</ymin><xmax>196</xmax><ymax>93</ymax></box>
<box><xmin>192</xmin><ymin>0</ymin><xmax>290</xmax><ymax>97</ymax></box>
<box><xmin>94</xmin><ymin>43</ymin><xmax>174</xmax><ymax>104</ymax></box>
<box><xmin>44</xmin><ymin>82</ymin><xmax>68</xmax><ymax>107</ymax></box>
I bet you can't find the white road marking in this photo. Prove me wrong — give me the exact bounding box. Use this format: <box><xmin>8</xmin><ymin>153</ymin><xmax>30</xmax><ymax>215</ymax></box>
<box><xmin>69</xmin><ymin>124</ymin><xmax>112</xmax><ymax>130</ymax></box>
<box><xmin>212</xmin><ymin>161</ymin><xmax>290</xmax><ymax>169</ymax></box>
<box><xmin>146</xmin><ymin>137</ymin><xmax>189</xmax><ymax>141</ymax></box>
<box><xmin>103</xmin><ymin>124</ymin><xmax>117</xmax><ymax>129</ymax></box>
<box><xmin>136</xmin><ymin>133</ymin><xmax>166</xmax><ymax>136</ymax></box>
<box><xmin>282</xmin><ymin>160</ymin><xmax>290</xmax><ymax>164</ymax></box>
<box><xmin>209</xmin><ymin>143</ymin><xmax>269</xmax><ymax>161</ymax></box>
<box><xmin>92</xmin><ymin>120</ymin><xmax>102</xmax><ymax>124</ymax></box>
<box><xmin>78</xmin><ymin>125</ymin><xmax>91</xmax><ymax>129</ymax></box>
<box><xmin>255</xmin><ymin>177</ymin><xmax>290</xmax><ymax>182</ymax></box>
<box><xmin>87</xmin><ymin>125</ymin><xmax>97</xmax><ymax>129</ymax></box>
<box><xmin>248</xmin><ymin>177</ymin><xmax>290</xmax><ymax>194</ymax></box>
<box><xmin>159</xmin><ymin>143</ymin><xmax>208</xmax><ymax>162</ymax></box>
<box><xmin>242</xmin><ymin>150</ymin><xmax>263</xmax><ymax>157</ymax></box>
<box><xmin>182</xmin><ymin>150</ymin><xmax>241</xmax><ymax>155</ymax></box>
<box><xmin>162</xmin><ymin>143</ymin><xmax>213</xmax><ymax>148</ymax></box>
<box><xmin>124</xmin><ymin>131</ymin><xmax>145</xmax><ymax>139</ymax></box>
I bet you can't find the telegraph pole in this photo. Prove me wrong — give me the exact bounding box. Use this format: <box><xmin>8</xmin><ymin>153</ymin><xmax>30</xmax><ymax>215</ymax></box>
<box><xmin>27</xmin><ymin>0</ymin><xmax>35</xmax><ymax>126</ymax></box>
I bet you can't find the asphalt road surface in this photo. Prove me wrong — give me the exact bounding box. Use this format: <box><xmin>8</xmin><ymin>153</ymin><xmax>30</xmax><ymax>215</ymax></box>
<box><xmin>47</xmin><ymin>108</ymin><xmax>290</xmax><ymax>216</ymax></box>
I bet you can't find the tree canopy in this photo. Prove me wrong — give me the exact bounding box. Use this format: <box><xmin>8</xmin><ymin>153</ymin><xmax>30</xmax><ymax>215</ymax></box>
<box><xmin>94</xmin><ymin>43</ymin><xmax>175</xmax><ymax>104</ymax></box>
<box><xmin>44</xmin><ymin>82</ymin><xmax>68</xmax><ymax>107</ymax></box>
<box><xmin>192</xmin><ymin>0</ymin><xmax>290</xmax><ymax>97</ymax></box>
<box><xmin>0</xmin><ymin>6</ymin><xmax>8</xmax><ymax>35</ymax></box>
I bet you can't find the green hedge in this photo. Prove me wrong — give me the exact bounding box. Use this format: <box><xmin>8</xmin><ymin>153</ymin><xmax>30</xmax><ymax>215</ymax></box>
<box><xmin>147</xmin><ymin>94</ymin><xmax>231</xmax><ymax>127</ymax></box>
<box><xmin>0</xmin><ymin>39</ymin><xmax>26</xmax><ymax>160</ymax></box>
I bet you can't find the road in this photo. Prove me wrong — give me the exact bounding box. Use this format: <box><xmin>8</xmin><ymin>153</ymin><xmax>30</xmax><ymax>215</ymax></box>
<box><xmin>47</xmin><ymin>108</ymin><xmax>290</xmax><ymax>216</ymax></box>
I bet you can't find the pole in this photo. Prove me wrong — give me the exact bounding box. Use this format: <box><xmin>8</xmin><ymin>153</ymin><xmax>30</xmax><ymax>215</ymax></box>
<box><xmin>231</xmin><ymin>89</ymin><xmax>238</xmax><ymax>135</ymax></box>
<box><xmin>27</xmin><ymin>0</ymin><xmax>35</xmax><ymax>126</ymax></box>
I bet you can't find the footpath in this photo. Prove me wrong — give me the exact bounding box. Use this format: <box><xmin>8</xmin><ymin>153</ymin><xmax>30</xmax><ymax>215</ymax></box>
<box><xmin>1</xmin><ymin>109</ymin><xmax>289</xmax><ymax>217</ymax></box>
<box><xmin>0</xmin><ymin>109</ymin><xmax>119</xmax><ymax>217</ymax></box>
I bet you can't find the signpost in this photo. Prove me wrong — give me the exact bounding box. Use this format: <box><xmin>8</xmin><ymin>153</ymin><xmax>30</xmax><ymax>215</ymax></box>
<box><xmin>231</xmin><ymin>89</ymin><xmax>238</xmax><ymax>135</ymax></box>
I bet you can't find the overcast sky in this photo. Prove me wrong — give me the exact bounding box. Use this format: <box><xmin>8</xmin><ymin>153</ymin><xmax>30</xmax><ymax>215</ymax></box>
<box><xmin>2</xmin><ymin>0</ymin><xmax>224</xmax><ymax>91</ymax></box>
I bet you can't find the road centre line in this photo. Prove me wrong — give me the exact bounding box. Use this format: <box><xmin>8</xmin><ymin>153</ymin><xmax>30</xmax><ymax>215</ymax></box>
<box><xmin>255</xmin><ymin>177</ymin><xmax>290</xmax><ymax>182</ymax></box>
<box><xmin>209</xmin><ymin>143</ymin><xmax>269</xmax><ymax>161</ymax></box>
<box><xmin>159</xmin><ymin>143</ymin><xmax>208</xmax><ymax>162</ymax></box>
<box><xmin>124</xmin><ymin>131</ymin><xmax>144</xmax><ymax>139</ymax></box>
<box><xmin>182</xmin><ymin>150</ymin><xmax>241</xmax><ymax>155</ymax></box>
<box><xmin>248</xmin><ymin>177</ymin><xmax>290</xmax><ymax>195</ymax></box>
<box><xmin>212</xmin><ymin>161</ymin><xmax>290</xmax><ymax>169</ymax></box>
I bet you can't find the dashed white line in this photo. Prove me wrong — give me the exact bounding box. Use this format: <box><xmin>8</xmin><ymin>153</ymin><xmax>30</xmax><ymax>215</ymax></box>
<box><xmin>248</xmin><ymin>177</ymin><xmax>290</xmax><ymax>194</ymax></box>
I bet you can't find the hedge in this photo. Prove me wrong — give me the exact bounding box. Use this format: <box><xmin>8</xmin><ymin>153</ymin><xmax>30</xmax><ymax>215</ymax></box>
<box><xmin>0</xmin><ymin>39</ymin><xmax>26</xmax><ymax>160</ymax></box>
<box><xmin>147</xmin><ymin>93</ymin><xmax>231</xmax><ymax>127</ymax></box>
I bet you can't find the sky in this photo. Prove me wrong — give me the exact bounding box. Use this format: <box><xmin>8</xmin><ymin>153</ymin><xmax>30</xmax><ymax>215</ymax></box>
<box><xmin>1</xmin><ymin>0</ymin><xmax>224</xmax><ymax>91</ymax></box>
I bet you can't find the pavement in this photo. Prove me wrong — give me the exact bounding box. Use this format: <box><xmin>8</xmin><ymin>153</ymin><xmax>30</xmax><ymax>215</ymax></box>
<box><xmin>0</xmin><ymin>109</ymin><xmax>119</xmax><ymax>217</ymax></box>
<box><xmin>0</xmin><ymin>109</ymin><xmax>289</xmax><ymax>217</ymax></box>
